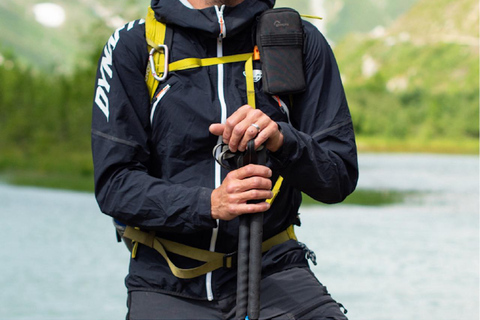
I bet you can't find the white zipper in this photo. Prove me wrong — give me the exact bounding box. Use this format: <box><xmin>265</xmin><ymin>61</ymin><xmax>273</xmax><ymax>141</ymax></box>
<box><xmin>150</xmin><ymin>84</ymin><xmax>171</xmax><ymax>125</ymax></box>
<box><xmin>206</xmin><ymin>4</ymin><xmax>227</xmax><ymax>302</ymax></box>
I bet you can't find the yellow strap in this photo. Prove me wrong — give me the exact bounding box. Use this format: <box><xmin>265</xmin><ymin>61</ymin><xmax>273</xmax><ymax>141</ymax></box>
<box><xmin>123</xmin><ymin>225</ymin><xmax>296</xmax><ymax>279</ymax></box>
<box><xmin>243</xmin><ymin>52</ymin><xmax>284</xmax><ymax>203</ymax></box>
<box><xmin>169</xmin><ymin>53</ymin><xmax>252</xmax><ymax>72</ymax></box>
<box><xmin>266</xmin><ymin>176</ymin><xmax>283</xmax><ymax>204</ymax></box>
<box><xmin>131</xmin><ymin>241</ymin><xmax>139</xmax><ymax>259</ymax></box>
<box><xmin>244</xmin><ymin>55</ymin><xmax>256</xmax><ymax>109</ymax></box>
<box><xmin>300</xmin><ymin>14</ymin><xmax>323</xmax><ymax>20</ymax></box>
<box><xmin>261</xmin><ymin>225</ymin><xmax>296</xmax><ymax>251</ymax></box>
<box><xmin>145</xmin><ymin>6</ymin><xmax>167</xmax><ymax>101</ymax></box>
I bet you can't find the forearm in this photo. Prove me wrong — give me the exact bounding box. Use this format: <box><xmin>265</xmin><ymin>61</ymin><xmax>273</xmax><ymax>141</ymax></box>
<box><xmin>92</xmin><ymin>133</ymin><xmax>216</xmax><ymax>233</ymax></box>
<box><xmin>95</xmin><ymin>164</ymin><xmax>216</xmax><ymax>232</ymax></box>
<box><xmin>269</xmin><ymin>121</ymin><xmax>358</xmax><ymax>204</ymax></box>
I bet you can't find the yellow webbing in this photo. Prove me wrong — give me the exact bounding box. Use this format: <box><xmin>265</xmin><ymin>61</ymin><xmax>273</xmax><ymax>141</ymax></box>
<box><xmin>123</xmin><ymin>225</ymin><xmax>296</xmax><ymax>279</ymax></box>
<box><xmin>169</xmin><ymin>53</ymin><xmax>253</xmax><ymax>72</ymax></box>
<box><xmin>145</xmin><ymin>7</ymin><xmax>167</xmax><ymax>100</ymax></box>
<box><xmin>300</xmin><ymin>14</ymin><xmax>323</xmax><ymax>20</ymax></box>
<box><xmin>266</xmin><ymin>176</ymin><xmax>284</xmax><ymax>204</ymax></box>
<box><xmin>244</xmin><ymin>55</ymin><xmax>256</xmax><ymax>109</ymax></box>
<box><xmin>244</xmin><ymin>52</ymin><xmax>284</xmax><ymax>203</ymax></box>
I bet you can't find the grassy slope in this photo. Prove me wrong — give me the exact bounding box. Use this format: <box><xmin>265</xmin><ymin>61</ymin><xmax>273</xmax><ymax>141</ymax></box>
<box><xmin>0</xmin><ymin>0</ymin><xmax>144</xmax><ymax>73</ymax></box>
<box><xmin>324</xmin><ymin>0</ymin><xmax>419</xmax><ymax>43</ymax></box>
<box><xmin>334</xmin><ymin>0</ymin><xmax>479</xmax><ymax>152</ymax></box>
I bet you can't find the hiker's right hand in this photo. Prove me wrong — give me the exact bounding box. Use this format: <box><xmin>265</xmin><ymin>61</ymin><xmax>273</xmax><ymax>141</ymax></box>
<box><xmin>211</xmin><ymin>164</ymin><xmax>273</xmax><ymax>221</ymax></box>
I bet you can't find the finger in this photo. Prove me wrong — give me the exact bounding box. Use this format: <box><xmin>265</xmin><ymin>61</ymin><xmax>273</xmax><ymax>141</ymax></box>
<box><xmin>254</xmin><ymin>121</ymin><xmax>279</xmax><ymax>149</ymax></box>
<box><xmin>232</xmin><ymin>164</ymin><xmax>272</xmax><ymax>180</ymax></box>
<box><xmin>230</xmin><ymin>109</ymin><xmax>265</xmax><ymax>152</ymax></box>
<box><xmin>225</xmin><ymin>176</ymin><xmax>272</xmax><ymax>195</ymax></box>
<box><xmin>237</xmin><ymin>201</ymin><xmax>271</xmax><ymax>215</ymax></box>
<box><xmin>223</xmin><ymin>105</ymin><xmax>252</xmax><ymax>144</ymax></box>
<box><xmin>228</xmin><ymin>121</ymin><xmax>251</xmax><ymax>152</ymax></box>
<box><xmin>237</xmin><ymin>114</ymin><xmax>272</xmax><ymax>152</ymax></box>
<box><xmin>243</xmin><ymin>189</ymin><xmax>274</xmax><ymax>202</ymax></box>
<box><xmin>242</xmin><ymin>176</ymin><xmax>273</xmax><ymax>191</ymax></box>
<box><xmin>209</xmin><ymin>123</ymin><xmax>225</xmax><ymax>136</ymax></box>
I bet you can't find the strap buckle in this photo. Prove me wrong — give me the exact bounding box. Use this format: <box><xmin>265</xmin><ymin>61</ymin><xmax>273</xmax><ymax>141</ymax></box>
<box><xmin>149</xmin><ymin>44</ymin><xmax>169</xmax><ymax>82</ymax></box>
<box><xmin>223</xmin><ymin>252</ymin><xmax>237</xmax><ymax>269</ymax></box>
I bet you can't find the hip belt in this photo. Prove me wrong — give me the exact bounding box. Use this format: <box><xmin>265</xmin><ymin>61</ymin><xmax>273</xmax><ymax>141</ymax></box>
<box><xmin>123</xmin><ymin>225</ymin><xmax>297</xmax><ymax>279</ymax></box>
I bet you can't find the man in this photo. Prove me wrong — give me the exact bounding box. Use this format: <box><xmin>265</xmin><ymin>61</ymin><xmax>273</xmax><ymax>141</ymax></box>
<box><xmin>92</xmin><ymin>0</ymin><xmax>358</xmax><ymax>318</ymax></box>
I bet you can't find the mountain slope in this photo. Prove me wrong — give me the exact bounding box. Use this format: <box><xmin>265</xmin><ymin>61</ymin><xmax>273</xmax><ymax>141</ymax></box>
<box><xmin>334</xmin><ymin>0</ymin><xmax>479</xmax><ymax>141</ymax></box>
<box><xmin>0</xmin><ymin>0</ymin><xmax>143</xmax><ymax>73</ymax></box>
<box><xmin>1</xmin><ymin>0</ymin><xmax>421</xmax><ymax>73</ymax></box>
<box><xmin>323</xmin><ymin>0</ymin><xmax>419</xmax><ymax>43</ymax></box>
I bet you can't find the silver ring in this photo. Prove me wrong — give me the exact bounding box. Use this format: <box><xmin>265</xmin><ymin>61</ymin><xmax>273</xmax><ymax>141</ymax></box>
<box><xmin>250</xmin><ymin>123</ymin><xmax>261</xmax><ymax>132</ymax></box>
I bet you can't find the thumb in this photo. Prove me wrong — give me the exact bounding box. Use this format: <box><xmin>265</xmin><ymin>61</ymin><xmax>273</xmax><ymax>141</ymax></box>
<box><xmin>209</xmin><ymin>123</ymin><xmax>225</xmax><ymax>137</ymax></box>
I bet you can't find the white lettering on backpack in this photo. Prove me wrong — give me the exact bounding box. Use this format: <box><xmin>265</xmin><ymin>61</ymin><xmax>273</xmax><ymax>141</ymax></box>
<box><xmin>94</xmin><ymin>25</ymin><xmax>125</xmax><ymax>121</ymax></box>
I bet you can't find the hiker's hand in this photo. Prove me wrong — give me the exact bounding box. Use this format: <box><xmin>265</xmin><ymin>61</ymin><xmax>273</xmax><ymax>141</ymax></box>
<box><xmin>211</xmin><ymin>164</ymin><xmax>273</xmax><ymax>221</ymax></box>
<box><xmin>209</xmin><ymin>105</ymin><xmax>284</xmax><ymax>153</ymax></box>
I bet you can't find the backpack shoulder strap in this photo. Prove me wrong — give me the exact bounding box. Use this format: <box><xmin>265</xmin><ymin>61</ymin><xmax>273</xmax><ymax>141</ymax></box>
<box><xmin>145</xmin><ymin>6</ymin><xmax>168</xmax><ymax>101</ymax></box>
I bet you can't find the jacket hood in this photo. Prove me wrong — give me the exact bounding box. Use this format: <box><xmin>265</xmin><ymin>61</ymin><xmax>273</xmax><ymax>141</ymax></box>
<box><xmin>150</xmin><ymin>0</ymin><xmax>275</xmax><ymax>38</ymax></box>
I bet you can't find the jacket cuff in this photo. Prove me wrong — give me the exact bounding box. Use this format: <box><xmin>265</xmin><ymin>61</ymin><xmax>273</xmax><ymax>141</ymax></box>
<box><xmin>268</xmin><ymin>122</ymin><xmax>295</xmax><ymax>169</ymax></box>
<box><xmin>195</xmin><ymin>187</ymin><xmax>218</xmax><ymax>229</ymax></box>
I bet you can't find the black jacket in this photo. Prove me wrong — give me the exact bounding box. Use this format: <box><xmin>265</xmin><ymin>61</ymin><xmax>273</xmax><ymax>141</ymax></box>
<box><xmin>92</xmin><ymin>0</ymin><xmax>358</xmax><ymax>300</ymax></box>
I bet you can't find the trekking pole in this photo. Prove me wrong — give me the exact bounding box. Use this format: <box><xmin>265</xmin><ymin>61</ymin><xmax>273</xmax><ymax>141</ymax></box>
<box><xmin>247</xmin><ymin>210</ymin><xmax>263</xmax><ymax>320</ymax></box>
<box><xmin>236</xmin><ymin>213</ymin><xmax>250</xmax><ymax>319</ymax></box>
<box><xmin>235</xmin><ymin>139</ymin><xmax>265</xmax><ymax>320</ymax></box>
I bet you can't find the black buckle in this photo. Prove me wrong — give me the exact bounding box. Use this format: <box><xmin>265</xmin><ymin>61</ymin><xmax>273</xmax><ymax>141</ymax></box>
<box><xmin>223</xmin><ymin>252</ymin><xmax>237</xmax><ymax>269</ymax></box>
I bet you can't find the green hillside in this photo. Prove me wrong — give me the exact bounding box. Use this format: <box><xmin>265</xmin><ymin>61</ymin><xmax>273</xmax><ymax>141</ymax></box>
<box><xmin>334</xmin><ymin>0</ymin><xmax>479</xmax><ymax>151</ymax></box>
<box><xmin>0</xmin><ymin>0</ymin><xmax>144</xmax><ymax>73</ymax></box>
<box><xmin>323</xmin><ymin>0</ymin><xmax>419</xmax><ymax>43</ymax></box>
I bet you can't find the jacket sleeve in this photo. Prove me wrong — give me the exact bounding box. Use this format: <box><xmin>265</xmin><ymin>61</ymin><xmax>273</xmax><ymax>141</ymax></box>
<box><xmin>91</xmin><ymin>22</ymin><xmax>216</xmax><ymax>232</ymax></box>
<box><xmin>269</xmin><ymin>22</ymin><xmax>358</xmax><ymax>204</ymax></box>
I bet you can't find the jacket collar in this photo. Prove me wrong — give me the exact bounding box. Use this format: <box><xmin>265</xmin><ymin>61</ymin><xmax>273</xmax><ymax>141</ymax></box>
<box><xmin>150</xmin><ymin>0</ymin><xmax>275</xmax><ymax>38</ymax></box>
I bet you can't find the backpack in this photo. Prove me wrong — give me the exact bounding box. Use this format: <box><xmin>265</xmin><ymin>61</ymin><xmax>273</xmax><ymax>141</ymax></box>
<box><xmin>144</xmin><ymin>6</ymin><xmax>321</xmax><ymax>101</ymax></box>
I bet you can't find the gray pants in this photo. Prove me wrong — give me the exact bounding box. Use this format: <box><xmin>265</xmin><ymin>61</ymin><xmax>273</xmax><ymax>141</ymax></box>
<box><xmin>127</xmin><ymin>267</ymin><xmax>348</xmax><ymax>320</ymax></box>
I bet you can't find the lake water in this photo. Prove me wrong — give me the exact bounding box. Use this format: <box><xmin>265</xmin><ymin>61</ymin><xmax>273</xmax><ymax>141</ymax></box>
<box><xmin>0</xmin><ymin>153</ymin><xmax>478</xmax><ymax>320</ymax></box>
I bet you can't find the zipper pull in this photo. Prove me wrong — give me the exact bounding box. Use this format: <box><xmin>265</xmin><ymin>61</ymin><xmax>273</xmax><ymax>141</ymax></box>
<box><xmin>215</xmin><ymin>5</ymin><xmax>226</xmax><ymax>39</ymax></box>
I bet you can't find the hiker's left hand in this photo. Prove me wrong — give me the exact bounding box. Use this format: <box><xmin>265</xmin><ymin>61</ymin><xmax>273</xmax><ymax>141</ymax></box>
<box><xmin>209</xmin><ymin>105</ymin><xmax>284</xmax><ymax>153</ymax></box>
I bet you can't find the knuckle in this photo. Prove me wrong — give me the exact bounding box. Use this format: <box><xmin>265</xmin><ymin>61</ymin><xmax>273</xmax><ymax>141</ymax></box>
<box><xmin>227</xmin><ymin>204</ymin><xmax>237</xmax><ymax>213</ymax></box>
<box><xmin>251</xmin><ymin>189</ymin><xmax>262</xmax><ymax>199</ymax></box>
<box><xmin>253</xmin><ymin>177</ymin><xmax>263</xmax><ymax>186</ymax></box>
<box><xmin>225</xmin><ymin>185</ymin><xmax>235</xmax><ymax>194</ymax></box>
<box><xmin>243</xmin><ymin>165</ymin><xmax>255</xmax><ymax>176</ymax></box>
<box><xmin>252</xmin><ymin>109</ymin><xmax>263</xmax><ymax>118</ymax></box>
<box><xmin>225</xmin><ymin>118</ymin><xmax>236</xmax><ymax>128</ymax></box>
<box><xmin>233</xmin><ymin>126</ymin><xmax>244</xmax><ymax>136</ymax></box>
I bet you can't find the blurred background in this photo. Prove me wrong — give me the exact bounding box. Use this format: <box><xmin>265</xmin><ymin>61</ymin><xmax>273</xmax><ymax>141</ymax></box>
<box><xmin>0</xmin><ymin>0</ymin><xmax>478</xmax><ymax>319</ymax></box>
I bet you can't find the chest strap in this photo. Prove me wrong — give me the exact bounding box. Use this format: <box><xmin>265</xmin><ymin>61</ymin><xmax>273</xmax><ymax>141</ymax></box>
<box><xmin>123</xmin><ymin>225</ymin><xmax>297</xmax><ymax>279</ymax></box>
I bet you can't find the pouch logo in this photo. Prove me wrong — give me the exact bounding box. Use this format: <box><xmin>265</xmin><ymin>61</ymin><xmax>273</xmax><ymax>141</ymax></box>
<box><xmin>243</xmin><ymin>69</ymin><xmax>263</xmax><ymax>82</ymax></box>
<box><xmin>274</xmin><ymin>20</ymin><xmax>289</xmax><ymax>28</ymax></box>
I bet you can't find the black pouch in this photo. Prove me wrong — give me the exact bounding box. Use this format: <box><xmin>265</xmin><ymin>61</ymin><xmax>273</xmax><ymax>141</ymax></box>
<box><xmin>256</xmin><ymin>8</ymin><xmax>306</xmax><ymax>95</ymax></box>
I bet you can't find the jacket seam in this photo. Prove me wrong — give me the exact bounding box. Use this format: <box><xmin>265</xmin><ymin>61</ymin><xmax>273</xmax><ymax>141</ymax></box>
<box><xmin>92</xmin><ymin>129</ymin><xmax>140</xmax><ymax>149</ymax></box>
<box><xmin>311</xmin><ymin>119</ymin><xmax>351</xmax><ymax>140</ymax></box>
